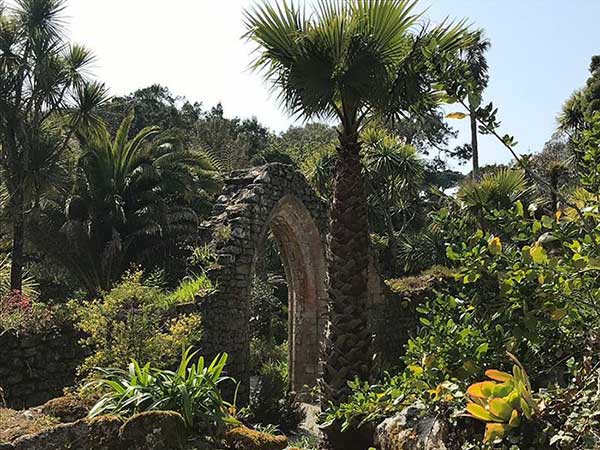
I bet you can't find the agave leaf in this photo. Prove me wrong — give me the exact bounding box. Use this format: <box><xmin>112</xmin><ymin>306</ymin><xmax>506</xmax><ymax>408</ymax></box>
<box><xmin>520</xmin><ymin>397</ymin><xmax>533</xmax><ymax>419</ymax></box>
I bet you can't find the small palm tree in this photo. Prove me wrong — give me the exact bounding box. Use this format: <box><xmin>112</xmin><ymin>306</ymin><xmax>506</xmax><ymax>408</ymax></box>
<box><xmin>458</xmin><ymin>168</ymin><xmax>528</xmax><ymax>227</ymax></box>
<box><xmin>0</xmin><ymin>0</ymin><xmax>107</xmax><ymax>290</ymax></box>
<box><xmin>244</xmin><ymin>0</ymin><xmax>471</xmax><ymax>407</ymax></box>
<box><xmin>58</xmin><ymin>112</ymin><xmax>220</xmax><ymax>294</ymax></box>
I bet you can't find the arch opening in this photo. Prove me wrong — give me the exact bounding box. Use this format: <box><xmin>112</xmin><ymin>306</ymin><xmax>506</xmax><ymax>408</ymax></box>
<box><xmin>253</xmin><ymin>194</ymin><xmax>328</xmax><ymax>393</ymax></box>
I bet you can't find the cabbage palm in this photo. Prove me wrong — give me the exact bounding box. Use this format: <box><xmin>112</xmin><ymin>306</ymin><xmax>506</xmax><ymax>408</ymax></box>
<box><xmin>0</xmin><ymin>0</ymin><xmax>107</xmax><ymax>290</ymax></box>
<box><xmin>244</xmin><ymin>0</ymin><xmax>471</xmax><ymax>406</ymax></box>
<box><xmin>362</xmin><ymin>128</ymin><xmax>423</xmax><ymax>265</ymax></box>
<box><xmin>58</xmin><ymin>113</ymin><xmax>220</xmax><ymax>295</ymax></box>
<box><xmin>459</xmin><ymin>30</ymin><xmax>490</xmax><ymax>179</ymax></box>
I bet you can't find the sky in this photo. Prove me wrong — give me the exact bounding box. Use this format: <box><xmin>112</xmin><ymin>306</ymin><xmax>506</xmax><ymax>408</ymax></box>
<box><xmin>54</xmin><ymin>1</ymin><xmax>600</xmax><ymax>169</ymax></box>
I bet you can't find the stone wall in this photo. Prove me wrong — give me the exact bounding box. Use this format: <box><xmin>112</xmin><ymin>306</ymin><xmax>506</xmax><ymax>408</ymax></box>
<box><xmin>0</xmin><ymin>325</ymin><xmax>84</xmax><ymax>409</ymax></box>
<box><xmin>370</xmin><ymin>267</ymin><xmax>457</xmax><ymax>366</ymax></box>
<box><xmin>199</xmin><ymin>163</ymin><xmax>329</xmax><ymax>401</ymax></box>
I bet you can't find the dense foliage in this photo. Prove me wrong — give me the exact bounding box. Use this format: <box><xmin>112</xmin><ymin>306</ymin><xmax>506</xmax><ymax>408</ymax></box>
<box><xmin>89</xmin><ymin>348</ymin><xmax>237</xmax><ymax>435</ymax></box>
<box><xmin>1</xmin><ymin>2</ymin><xmax>599</xmax><ymax>450</ymax></box>
<box><xmin>74</xmin><ymin>270</ymin><xmax>203</xmax><ymax>376</ymax></box>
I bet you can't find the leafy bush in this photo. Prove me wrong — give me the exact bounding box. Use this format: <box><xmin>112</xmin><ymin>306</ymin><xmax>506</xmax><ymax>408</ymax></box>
<box><xmin>74</xmin><ymin>270</ymin><xmax>203</xmax><ymax>375</ymax></box>
<box><xmin>321</xmin><ymin>373</ymin><xmax>416</xmax><ymax>432</ymax></box>
<box><xmin>249</xmin><ymin>338</ymin><xmax>287</xmax><ymax>375</ymax></box>
<box><xmin>88</xmin><ymin>348</ymin><xmax>237</xmax><ymax>435</ymax></box>
<box><xmin>170</xmin><ymin>272</ymin><xmax>215</xmax><ymax>304</ymax></box>
<box><xmin>249</xmin><ymin>276</ymin><xmax>287</xmax><ymax>350</ymax></box>
<box><xmin>0</xmin><ymin>289</ymin><xmax>57</xmax><ymax>334</ymax></box>
<box><xmin>245</xmin><ymin>360</ymin><xmax>305</xmax><ymax>432</ymax></box>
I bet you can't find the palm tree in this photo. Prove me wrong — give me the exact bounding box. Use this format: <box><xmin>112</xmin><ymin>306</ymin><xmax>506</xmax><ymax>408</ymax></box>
<box><xmin>244</xmin><ymin>0</ymin><xmax>471</xmax><ymax>408</ymax></box>
<box><xmin>459</xmin><ymin>30</ymin><xmax>491</xmax><ymax>179</ymax></box>
<box><xmin>458</xmin><ymin>168</ymin><xmax>528</xmax><ymax>228</ymax></box>
<box><xmin>362</xmin><ymin>128</ymin><xmax>423</xmax><ymax>266</ymax></box>
<box><xmin>0</xmin><ymin>0</ymin><xmax>107</xmax><ymax>290</ymax></box>
<box><xmin>54</xmin><ymin>112</ymin><xmax>220</xmax><ymax>295</ymax></box>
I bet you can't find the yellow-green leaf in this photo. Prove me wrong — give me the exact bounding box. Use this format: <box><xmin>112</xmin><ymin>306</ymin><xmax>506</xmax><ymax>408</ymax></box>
<box><xmin>488</xmin><ymin>398</ymin><xmax>513</xmax><ymax>421</ymax></box>
<box><xmin>466</xmin><ymin>403</ymin><xmax>498</xmax><ymax>422</ymax></box>
<box><xmin>492</xmin><ymin>382</ymin><xmax>514</xmax><ymax>398</ymax></box>
<box><xmin>467</xmin><ymin>381</ymin><xmax>496</xmax><ymax>398</ymax></box>
<box><xmin>488</xmin><ymin>236</ymin><xmax>502</xmax><ymax>255</ymax></box>
<box><xmin>530</xmin><ymin>243</ymin><xmax>548</xmax><ymax>264</ymax></box>
<box><xmin>484</xmin><ymin>423</ymin><xmax>509</xmax><ymax>443</ymax></box>
<box><xmin>485</xmin><ymin>370</ymin><xmax>513</xmax><ymax>382</ymax></box>
<box><xmin>550</xmin><ymin>308</ymin><xmax>567</xmax><ymax>321</ymax></box>
<box><xmin>446</xmin><ymin>112</ymin><xmax>468</xmax><ymax>119</ymax></box>
<box><xmin>508</xmin><ymin>409</ymin><xmax>521</xmax><ymax>427</ymax></box>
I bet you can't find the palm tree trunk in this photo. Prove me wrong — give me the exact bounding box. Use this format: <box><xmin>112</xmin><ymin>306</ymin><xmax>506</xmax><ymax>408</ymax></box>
<box><xmin>470</xmin><ymin>110</ymin><xmax>480</xmax><ymax>179</ymax></box>
<box><xmin>384</xmin><ymin>206</ymin><xmax>397</xmax><ymax>271</ymax></box>
<box><xmin>321</xmin><ymin>131</ymin><xmax>372</xmax><ymax>407</ymax></box>
<box><xmin>9</xmin><ymin>184</ymin><xmax>25</xmax><ymax>291</ymax></box>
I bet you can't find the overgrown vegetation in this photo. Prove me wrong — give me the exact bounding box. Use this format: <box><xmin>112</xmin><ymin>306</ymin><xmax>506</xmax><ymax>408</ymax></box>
<box><xmin>0</xmin><ymin>0</ymin><xmax>598</xmax><ymax>449</ymax></box>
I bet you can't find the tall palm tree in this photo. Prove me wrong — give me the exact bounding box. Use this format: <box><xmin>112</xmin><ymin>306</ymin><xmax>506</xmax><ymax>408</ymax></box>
<box><xmin>0</xmin><ymin>0</ymin><xmax>107</xmax><ymax>290</ymax></box>
<box><xmin>244</xmin><ymin>0</ymin><xmax>471</xmax><ymax>407</ymax></box>
<box><xmin>459</xmin><ymin>30</ymin><xmax>491</xmax><ymax>179</ymax></box>
<box><xmin>54</xmin><ymin>112</ymin><xmax>220</xmax><ymax>295</ymax></box>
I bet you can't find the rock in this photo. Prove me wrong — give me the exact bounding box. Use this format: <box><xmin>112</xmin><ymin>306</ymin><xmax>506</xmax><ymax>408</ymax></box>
<box><xmin>40</xmin><ymin>395</ymin><xmax>89</xmax><ymax>423</ymax></box>
<box><xmin>10</xmin><ymin>415</ymin><xmax>122</xmax><ymax>450</ymax></box>
<box><xmin>5</xmin><ymin>411</ymin><xmax>187</xmax><ymax>450</ymax></box>
<box><xmin>119</xmin><ymin>411</ymin><xmax>186</xmax><ymax>450</ymax></box>
<box><xmin>224</xmin><ymin>426</ymin><xmax>288</xmax><ymax>450</ymax></box>
<box><xmin>374</xmin><ymin>403</ymin><xmax>449</xmax><ymax>450</ymax></box>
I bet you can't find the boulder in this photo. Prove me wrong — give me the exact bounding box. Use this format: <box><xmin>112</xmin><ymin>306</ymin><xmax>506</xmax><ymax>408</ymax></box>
<box><xmin>374</xmin><ymin>403</ymin><xmax>449</xmax><ymax>450</ymax></box>
<box><xmin>224</xmin><ymin>426</ymin><xmax>288</xmax><ymax>450</ymax></box>
<box><xmin>3</xmin><ymin>411</ymin><xmax>187</xmax><ymax>450</ymax></box>
<box><xmin>119</xmin><ymin>411</ymin><xmax>186</xmax><ymax>450</ymax></box>
<box><xmin>40</xmin><ymin>394</ymin><xmax>89</xmax><ymax>423</ymax></box>
<box><xmin>9</xmin><ymin>415</ymin><xmax>122</xmax><ymax>450</ymax></box>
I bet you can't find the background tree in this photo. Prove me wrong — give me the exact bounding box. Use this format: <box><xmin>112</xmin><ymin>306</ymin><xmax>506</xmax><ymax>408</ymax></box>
<box><xmin>0</xmin><ymin>0</ymin><xmax>107</xmax><ymax>290</ymax></box>
<box><xmin>39</xmin><ymin>113</ymin><xmax>220</xmax><ymax>295</ymax></box>
<box><xmin>244</xmin><ymin>0</ymin><xmax>471</xmax><ymax>412</ymax></box>
<box><xmin>559</xmin><ymin>55</ymin><xmax>600</xmax><ymax>148</ymax></box>
<box><xmin>98</xmin><ymin>84</ymin><xmax>202</xmax><ymax>136</ymax></box>
<box><xmin>457</xmin><ymin>30</ymin><xmax>491</xmax><ymax>179</ymax></box>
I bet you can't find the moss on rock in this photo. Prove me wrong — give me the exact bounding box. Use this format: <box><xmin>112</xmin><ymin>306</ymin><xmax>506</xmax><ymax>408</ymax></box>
<box><xmin>119</xmin><ymin>410</ymin><xmax>186</xmax><ymax>450</ymax></box>
<box><xmin>40</xmin><ymin>394</ymin><xmax>89</xmax><ymax>423</ymax></box>
<box><xmin>224</xmin><ymin>426</ymin><xmax>288</xmax><ymax>450</ymax></box>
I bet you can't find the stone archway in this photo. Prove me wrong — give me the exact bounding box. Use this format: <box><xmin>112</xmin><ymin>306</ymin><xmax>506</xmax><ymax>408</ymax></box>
<box><xmin>199</xmin><ymin>164</ymin><xmax>328</xmax><ymax>401</ymax></box>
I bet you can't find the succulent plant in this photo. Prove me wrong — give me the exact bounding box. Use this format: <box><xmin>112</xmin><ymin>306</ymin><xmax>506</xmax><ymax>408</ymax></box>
<box><xmin>466</xmin><ymin>353</ymin><xmax>539</xmax><ymax>443</ymax></box>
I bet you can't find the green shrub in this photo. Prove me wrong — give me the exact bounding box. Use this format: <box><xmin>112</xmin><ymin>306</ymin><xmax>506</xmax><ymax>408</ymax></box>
<box><xmin>321</xmin><ymin>373</ymin><xmax>416</xmax><ymax>432</ymax></box>
<box><xmin>249</xmin><ymin>337</ymin><xmax>287</xmax><ymax>375</ymax></box>
<box><xmin>245</xmin><ymin>360</ymin><xmax>305</xmax><ymax>432</ymax></box>
<box><xmin>74</xmin><ymin>270</ymin><xmax>203</xmax><ymax>376</ymax></box>
<box><xmin>249</xmin><ymin>276</ymin><xmax>287</xmax><ymax>348</ymax></box>
<box><xmin>170</xmin><ymin>272</ymin><xmax>215</xmax><ymax>304</ymax></box>
<box><xmin>0</xmin><ymin>289</ymin><xmax>58</xmax><ymax>334</ymax></box>
<box><xmin>88</xmin><ymin>348</ymin><xmax>237</xmax><ymax>435</ymax></box>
